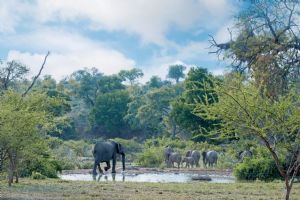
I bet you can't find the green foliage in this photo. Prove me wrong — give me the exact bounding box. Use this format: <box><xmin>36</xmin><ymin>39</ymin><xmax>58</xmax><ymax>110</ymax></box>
<box><xmin>20</xmin><ymin>157</ymin><xmax>61</xmax><ymax>178</ymax></box>
<box><xmin>137</xmin><ymin>147</ymin><xmax>164</xmax><ymax>167</ymax></box>
<box><xmin>234</xmin><ymin>157</ymin><xmax>281</xmax><ymax>181</ymax></box>
<box><xmin>167</xmin><ymin>64</ymin><xmax>186</xmax><ymax>83</ymax></box>
<box><xmin>118</xmin><ymin>68</ymin><xmax>144</xmax><ymax>85</ymax></box>
<box><xmin>90</xmin><ymin>89</ymin><xmax>130</xmax><ymax>136</ymax></box>
<box><xmin>170</xmin><ymin>67</ymin><xmax>221</xmax><ymax>143</ymax></box>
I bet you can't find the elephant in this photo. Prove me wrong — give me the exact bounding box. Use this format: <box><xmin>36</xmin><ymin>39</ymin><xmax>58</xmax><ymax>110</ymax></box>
<box><xmin>92</xmin><ymin>140</ymin><xmax>125</xmax><ymax>175</ymax></box>
<box><xmin>185</xmin><ymin>150</ymin><xmax>192</xmax><ymax>157</ymax></box>
<box><xmin>239</xmin><ymin>150</ymin><xmax>253</xmax><ymax>161</ymax></box>
<box><xmin>167</xmin><ymin>152</ymin><xmax>182</xmax><ymax>168</ymax></box>
<box><xmin>191</xmin><ymin>151</ymin><xmax>200</xmax><ymax>167</ymax></box>
<box><xmin>164</xmin><ymin>145</ymin><xmax>174</xmax><ymax>166</ymax></box>
<box><xmin>186</xmin><ymin>150</ymin><xmax>201</xmax><ymax>167</ymax></box>
<box><xmin>181</xmin><ymin>156</ymin><xmax>195</xmax><ymax>168</ymax></box>
<box><xmin>202</xmin><ymin>150</ymin><xmax>218</xmax><ymax>167</ymax></box>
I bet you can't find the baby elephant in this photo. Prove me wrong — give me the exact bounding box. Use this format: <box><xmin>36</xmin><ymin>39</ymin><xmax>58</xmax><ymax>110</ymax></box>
<box><xmin>182</xmin><ymin>157</ymin><xmax>195</xmax><ymax>168</ymax></box>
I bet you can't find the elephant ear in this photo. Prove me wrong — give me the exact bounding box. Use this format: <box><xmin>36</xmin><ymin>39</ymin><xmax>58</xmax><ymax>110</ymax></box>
<box><xmin>116</xmin><ymin>143</ymin><xmax>122</xmax><ymax>154</ymax></box>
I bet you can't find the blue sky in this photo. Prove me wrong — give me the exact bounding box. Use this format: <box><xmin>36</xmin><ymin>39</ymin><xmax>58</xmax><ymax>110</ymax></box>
<box><xmin>0</xmin><ymin>0</ymin><xmax>239</xmax><ymax>82</ymax></box>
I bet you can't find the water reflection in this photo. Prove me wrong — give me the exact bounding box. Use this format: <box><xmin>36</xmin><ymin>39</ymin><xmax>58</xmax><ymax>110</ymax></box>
<box><xmin>93</xmin><ymin>173</ymin><xmax>125</xmax><ymax>182</ymax></box>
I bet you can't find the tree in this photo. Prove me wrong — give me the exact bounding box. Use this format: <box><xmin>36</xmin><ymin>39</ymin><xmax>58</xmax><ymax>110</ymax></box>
<box><xmin>146</xmin><ymin>76</ymin><xmax>164</xmax><ymax>88</ymax></box>
<box><xmin>167</xmin><ymin>65</ymin><xmax>186</xmax><ymax>83</ymax></box>
<box><xmin>69</xmin><ymin>68</ymin><xmax>103</xmax><ymax>107</ymax></box>
<box><xmin>0</xmin><ymin>60</ymin><xmax>29</xmax><ymax>91</ymax></box>
<box><xmin>170</xmin><ymin>67</ymin><xmax>222</xmax><ymax>143</ymax></box>
<box><xmin>210</xmin><ymin>0</ymin><xmax>300</xmax><ymax>98</ymax></box>
<box><xmin>135</xmin><ymin>85</ymin><xmax>183</xmax><ymax>136</ymax></box>
<box><xmin>197</xmin><ymin>74</ymin><xmax>300</xmax><ymax>200</ymax></box>
<box><xmin>89</xmin><ymin>90</ymin><xmax>130</xmax><ymax>137</ymax></box>
<box><xmin>118</xmin><ymin>68</ymin><xmax>144</xmax><ymax>85</ymax></box>
<box><xmin>0</xmin><ymin>91</ymin><xmax>55</xmax><ymax>186</ymax></box>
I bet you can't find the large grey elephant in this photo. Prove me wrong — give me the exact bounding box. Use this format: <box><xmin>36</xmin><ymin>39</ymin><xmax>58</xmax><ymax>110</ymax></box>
<box><xmin>167</xmin><ymin>152</ymin><xmax>182</xmax><ymax>168</ymax></box>
<box><xmin>202</xmin><ymin>150</ymin><xmax>218</xmax><ymax>167</ymax></box>
<box><xmin>186</xmin><ymin>150</ymin><xmax>201</xmax><ymax>167</ymax></box>
<box><xmin>92</xmin><ymin>140</ymin><xmax>125</xmax><ymax>175</ymax></box>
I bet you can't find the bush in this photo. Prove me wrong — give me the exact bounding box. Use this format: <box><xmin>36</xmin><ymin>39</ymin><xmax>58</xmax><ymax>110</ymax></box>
<box><xmin>31</xmin><ymin>171</ymin><xmax>46</xmax><ymax>180</ymax></box>
<box><xmin>234</xmin><ymin>157</ymin><xmax>281</xmax><ymax>181</ymax></box>
<box><xmin>20</xmin><ymin>157</ymin><xmax>62</xmax><ymax>178</ymax></box>
<box><xmin>136</xmin><ymin>147</ymin><xmax>164</xmax><ymax>167</ymax></box>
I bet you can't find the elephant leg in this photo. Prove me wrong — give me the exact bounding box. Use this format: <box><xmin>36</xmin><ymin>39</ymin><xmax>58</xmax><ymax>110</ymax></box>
<box><xmin>112</xmin><ymin>154</ymin><xmax>116</xmax><ymax>173</ymax></box>
<box><xmin>104</xmin><ymin>161</ymin><xmax>111</xmax><ymax>171</ymax></box>
<box><xmin>93</xmin><ymin>161</ymin><xmax>98</xmax><ymax>175</ymax></box>
<box><xmin>98</xmin><ymin>163</ymin><xmax>103</xmax><ymax>174</ymax></box>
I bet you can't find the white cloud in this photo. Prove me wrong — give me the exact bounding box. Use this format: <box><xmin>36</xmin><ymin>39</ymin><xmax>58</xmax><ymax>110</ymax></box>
<box><xmin>5</xmin><ymin>29</ymin><xmax>135</xmax><ymax>80</ymax></box>
<box><xmin>1</xmin><ymin>0</ymin><xmax>235</xmax><ymax>45</ymax></box>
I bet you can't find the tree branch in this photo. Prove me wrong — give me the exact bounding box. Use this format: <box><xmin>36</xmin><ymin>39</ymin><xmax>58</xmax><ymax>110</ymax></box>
<box><xmin>22</xmin><ymin>51</ymin><xmax>50</xmax><ymax>97</ymax></box>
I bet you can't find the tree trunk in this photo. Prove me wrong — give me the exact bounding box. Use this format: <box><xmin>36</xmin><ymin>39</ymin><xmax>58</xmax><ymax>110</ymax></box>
<box><xmin>285</xmin><ymin>178</ymin><xmax>291</xmax><ymax>200</ymax></box>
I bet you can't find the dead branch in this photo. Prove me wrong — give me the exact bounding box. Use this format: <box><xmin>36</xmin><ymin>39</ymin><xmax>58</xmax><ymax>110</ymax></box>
<box><xmin>22</xmin><ymin>51</ymin><xmax>50</xmax><ymax>97</ymax></box>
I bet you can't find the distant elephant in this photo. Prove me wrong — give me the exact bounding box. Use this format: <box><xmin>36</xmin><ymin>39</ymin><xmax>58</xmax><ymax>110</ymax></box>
<box><xmin>182</xmin><ymin>157</ymin><xmax>195</xmax><ymax>168</ymax></box>
<box><xmin>202</xmin><ymin>150</ymin><xmax>218</xmax><ymax>167</ymax></box>
<box><xmin>191</xmin><ymin>150</ymin><xmax>200</xmax><ymax>167</ymax></box>
<box><xmin>164</xmin><ymin>145</ymin><xmax>174</xmax><ymax>167</ymax></box>
<box><xmin>185</xmin><ymin>150</ymin><xmax>192</xmax><ymax>157</ymax></box>
<box><xmin>167</xmin><ymin>152</ymin><xmax>182</xmax><ymax>168</ymax></box>
<box><xmin>186</xmin><ymin>150</ymin><xmax>201</xmax><ymax>167</ymax></box>
<box><xmin>239</xmin><ymin>150</ymin><xmax>253</xmax><ymax>161</ymax></box>
<box><xmin>92</xmin><ymin>140</ymin><xmax>125</xmax><ymax>175</ymax></box>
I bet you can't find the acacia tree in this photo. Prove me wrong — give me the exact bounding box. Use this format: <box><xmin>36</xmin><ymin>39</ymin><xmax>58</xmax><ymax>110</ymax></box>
<box><xmin>197</xmin><ymin>74</ymin><xmax>299</xmax><ymax>200</ymax></box>
<box><xmin>210</xmin><ymin>0</ymin><xmax>300</xmax><ymax>98</ymax></box>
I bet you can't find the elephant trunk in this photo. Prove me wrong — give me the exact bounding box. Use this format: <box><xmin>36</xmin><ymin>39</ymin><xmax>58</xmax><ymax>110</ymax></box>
<box><xmin>121</xmin><ymin>153</ymin><xmax>125</xmax><ymax>171</ymax></box>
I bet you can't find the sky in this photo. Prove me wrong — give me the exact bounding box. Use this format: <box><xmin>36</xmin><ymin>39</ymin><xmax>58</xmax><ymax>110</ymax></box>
<box><xmin>0</xmin><ymin>0</ymin><xmax>239</xmax><ymax>82</ymax></box>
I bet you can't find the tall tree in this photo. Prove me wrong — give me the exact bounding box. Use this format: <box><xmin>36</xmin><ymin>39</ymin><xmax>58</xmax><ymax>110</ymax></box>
<box><xmin>118</xmin><ymin>68</ymin><xmax>144</xmax><ymax>85</ymax></box>
<box><xmin>170</xmin><ymin>67</ymin><xmax>222</xmax><ymax>143</ymax></box>
<box><xmin>198</xmin><ymin>74</ymin><xmax>300</xmax><ymax>200</ymax></box>
<box><xmin>210</xmin><ymin>0</ymin><xmax>300</xmax><ymax>98</ymax></box>
<box><xmin>89</xmin><ymin>90</ymin><xmax>130</xmax><ymax>137</ymax></box>
<box><xmin>167</xmin><ymin>65</ymin><xmax>186</xmax><ymax>83</ymax></box>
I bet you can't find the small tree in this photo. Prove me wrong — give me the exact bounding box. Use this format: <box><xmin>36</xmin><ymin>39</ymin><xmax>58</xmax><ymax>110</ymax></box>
<box><xmin>0</xmin><ymin>91</ymin><xmax>52</xmax><ymax>186</ymax></box>
<box><xmin>196</xmin><ymin>74</ymin><xmax>300</xmax><ymax>200</ymax></box>
<box><xmin>167</xmin><ymin>65</ymin><xmax>186</xmax><ymax>83</ymax></box>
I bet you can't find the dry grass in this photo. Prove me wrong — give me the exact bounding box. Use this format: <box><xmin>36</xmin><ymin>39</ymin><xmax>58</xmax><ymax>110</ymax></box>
<box><xmin>0</xmin><ymin>178</ymin><xmax>300</xmax><ymax>200</ymax></box>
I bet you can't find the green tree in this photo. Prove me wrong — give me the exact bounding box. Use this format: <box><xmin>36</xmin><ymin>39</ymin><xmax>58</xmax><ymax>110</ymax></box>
<box><xmin>197</xmin><ymin>74</ymin><xmax>300</xmax><ymax>200</ymax></box>
<box><xmin>0</xmin><ymin>91</ymin><xmax>56</xmax><ymax>185</ymax></box>
<box><xmin>170</xmin><ymin>67</ymin><xmax>221</xmax><ymax>143</ymax></box>
<box><xmin>135</xmin><ymin>85</ymin><xmax>183</xmax><ymax>136</ymax></box>
<box><xmin>69</xmin><ymin>68</ymin><xmax>103</xmax><ymax>107</ymax></box>
<box><xmin>0</xmin><ymin>60</ymin><xmax>29</xmax><ymax>91</ymax></box>
<box><xmin>167</xmin><ymin>65</ymin><xmax>186</xmax><ymax>83</ymax></box>
<box><xmin>90</xmin><ymin>90</ymin><xmax>130</xmax><ymax>137</ymax></box>
<box><xmin>118</xmin><ymin>68</ymin><xmax>144</xmax><ymax>85</ymax></box>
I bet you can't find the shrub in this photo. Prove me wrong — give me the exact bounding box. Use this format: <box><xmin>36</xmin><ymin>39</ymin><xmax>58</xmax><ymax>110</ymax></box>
<box><xmin>31</xmin><ymin>171</ymin><xmax>46</xmax><ymax>180</ymax></box>
<box><xmin>234</xmin><ymin>157</ymin><xmax>281</xmax><ymax>181</ymax></box>
<box><xmin>136</xmin><ymin>147</ymin><xmax>164</xmax><ymax>167</ymax></box>
<box><xmin>20</xmin><ymin>157</ymin><xmax>62</xmax><ymax>178</ymax></box>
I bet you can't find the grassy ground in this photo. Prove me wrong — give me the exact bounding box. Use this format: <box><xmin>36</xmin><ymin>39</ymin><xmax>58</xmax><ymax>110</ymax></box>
<box><xmin>0</xmin><ymin>178</ymin><xmax>300</xmax><ymax>200</ymax></box>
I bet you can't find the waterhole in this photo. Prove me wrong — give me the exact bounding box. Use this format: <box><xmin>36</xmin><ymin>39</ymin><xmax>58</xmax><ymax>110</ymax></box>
<box><xmin>59</xmin><ymin>172</ymin><xmax>235</xmax><ymax>183</ymax></box>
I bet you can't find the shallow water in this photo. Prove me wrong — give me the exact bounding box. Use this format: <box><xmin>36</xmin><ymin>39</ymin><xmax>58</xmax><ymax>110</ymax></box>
<box><xmin>59</xmin><ymin>172</ymin><xmax>235</xmax><ymax>183</ymax></box>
